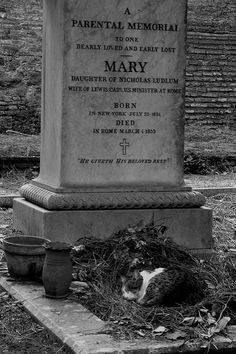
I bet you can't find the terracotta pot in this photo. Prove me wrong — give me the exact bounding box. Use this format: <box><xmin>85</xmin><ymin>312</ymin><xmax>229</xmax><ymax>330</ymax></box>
<box><xmin>42</xmin><ymin>241</ymin><xmax>73</xmax><ymax>298</ymax></box>
<box><xmin>2</xmin><ymin>236</ymin><xmax>49</xmax><ymax>278</ymax></box>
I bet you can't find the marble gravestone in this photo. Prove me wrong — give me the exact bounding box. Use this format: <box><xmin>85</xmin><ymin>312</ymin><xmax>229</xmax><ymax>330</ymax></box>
<box><xmin>14</xmin><ymin>0</ymin><xmax>213</xmax><ymax>250</ymax></box>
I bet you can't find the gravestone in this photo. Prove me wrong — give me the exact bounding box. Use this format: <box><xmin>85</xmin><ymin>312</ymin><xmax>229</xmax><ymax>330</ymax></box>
<box><xmin>14</xmin><ymin>0</ymin><xmax>213</xmax><ymax>250</ymax></box>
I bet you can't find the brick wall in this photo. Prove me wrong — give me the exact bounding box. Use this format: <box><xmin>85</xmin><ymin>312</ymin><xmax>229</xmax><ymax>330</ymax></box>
<box><xmin>0</xmin><ymin>0</ymin><xmax>235</xmax><ymax>134</ymax></box>
<box><xmin>186</xmin><ymin>32</ymin><xmax>236</xmax><ymax>125</ymax></box>
<box><xmin>0</xmin><ymin>0</ymin><xmax>42</xmax><ymax>134</ymax></box>
<box><xmin>186</xmin><ymin>0</ymin><xmax>236</xmax><ymax>126</ymax></box>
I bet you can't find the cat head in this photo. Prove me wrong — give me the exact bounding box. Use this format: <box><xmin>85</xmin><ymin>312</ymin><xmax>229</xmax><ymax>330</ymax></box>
<box><xmin>121</xmin><ymin>269</ymin><xmax>143</xmax><ymax>300</ymax></box>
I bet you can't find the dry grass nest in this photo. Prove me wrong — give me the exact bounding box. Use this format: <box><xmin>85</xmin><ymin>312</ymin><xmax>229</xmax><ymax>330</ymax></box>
<box><xmin>71</xmin><ymin>222</ymin><xmax>236</xmax><ymax>341</ymax></box>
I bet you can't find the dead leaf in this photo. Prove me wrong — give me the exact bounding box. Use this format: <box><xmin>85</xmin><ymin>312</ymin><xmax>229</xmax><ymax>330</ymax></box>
<box><xmin>73</xmin><ymin>245</ymin><xmax>86</xmax><ymax>252</ymax></box>
<box><xmin>207</xmin><ymin>313</ymin><xmax>216</xmax><ymax>325</ymax></box>
<box><xmin>135</xmin><ymin>220</ymin><xmax>145</xmax><ymax>231</ymax></box>
<box><xmin>200</xmin><ymin>343</ymin><xmax>209</xmax><ymax>349</ymax></box>
<box><xmin>205</xmin><ymin>280</ymin><xmax>216</xmax><ymax>290</ymax></box>
<box><xmin>127</xmin><ymin>228</ymin><xmax>136</xmax><ymax>233</ymax></box>
<box><xmin>165</xmin><ymin>330</ymin><xmax>187</xmax><ymax>340</ymax></box>
<box><xmin>0</xmin><ymin>292</ymin><xmax>7</xmax><ymax>297</ymax></box>
<box><xmin>215</xmin><ymin>317</ymin><xmax>231</xmax><ymax>332</ymax></box>
<box><xmin>136</xmin><ymin>330</ymin><xmax>145</xmax><ymax>337</ymax></box>
<box><xmin>212</xmin><ymin>335</ymin><xmax>232</xmax><ymax>344</ymax></box>
<box><xmin>181</xmin><ymin>316</ymin><xmax>203</xmax><ymax>326</ymax></box>
<box><xmin>199</xmin><ymin>308</ymin><xmax>209</xmax><ymax>314</ymax></box>
<box><xmin>70</xmin><ymin>281</ymin><xmax>89</xmax><ymax>289</ymax></box>
<box><xmin>181</xmin><ymin>317</ymin><xmax>196</xmax><ymax>325</ymax></box>
<box><xmin>206</xmin><ymin>317</ymin><xmax>231</xmax><ymax>338</ymax></box>
<box><xmin>153</xmin><ymin>326</ymin><xmax>167</xmax><ymax>335</ymax></box>
<box><xmin>196</xmin><ymin>316</ymin><xmax>204</xmax><ymax>324</ymax></box>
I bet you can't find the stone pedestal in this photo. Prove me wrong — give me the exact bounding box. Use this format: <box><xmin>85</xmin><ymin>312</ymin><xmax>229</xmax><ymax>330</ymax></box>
<box><xmin>14</xmin><ymin>198</ymin><xmax>212</xmax><ymax>249</ymax></box>
<box><xmin>15</xmin><ymin>181</ymin><xmax>213</xmax><ymax>250</ymax></box>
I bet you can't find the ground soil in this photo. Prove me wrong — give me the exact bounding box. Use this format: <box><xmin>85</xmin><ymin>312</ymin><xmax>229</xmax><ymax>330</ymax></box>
<box><xmin>0</xmin><ymin>287</ymin><xmax>70</xmax><ymax>354</ymax></box>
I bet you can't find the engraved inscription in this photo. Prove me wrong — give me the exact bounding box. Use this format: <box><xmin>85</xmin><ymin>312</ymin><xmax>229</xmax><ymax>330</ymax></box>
<box><xmin>66</xmin><ymin>0</ymin><xmax>186</xmax><ymax>179</ymax></box>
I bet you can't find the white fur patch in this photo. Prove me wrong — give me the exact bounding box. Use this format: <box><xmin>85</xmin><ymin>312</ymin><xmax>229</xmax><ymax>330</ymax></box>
<box><xmin>121</xmin><ymin>276</ymin><xmax>138</xmax><ymax>300</ymax></box>
<box><xmin>121</xmin><ymin>268</ymin><xmax>165</xmax><ymax>302</ymax></box>
<box><xmin>137</xmin><ymin>268</ymin><xmax>165</xmax><ymax>303</ymax></box>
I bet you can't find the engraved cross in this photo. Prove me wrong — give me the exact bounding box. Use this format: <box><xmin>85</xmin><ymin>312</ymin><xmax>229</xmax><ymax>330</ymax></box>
<box><xmin>119</xmin><ymin>138</ymin><xmax>130</xmax><ymax>155</ymax></box>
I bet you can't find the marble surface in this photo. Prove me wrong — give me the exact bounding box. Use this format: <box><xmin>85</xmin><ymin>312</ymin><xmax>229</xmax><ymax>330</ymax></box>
<box><xmin>38</xmin><ymin>0</ymin><xmax>187</xmax><ymax>191</ymax></box>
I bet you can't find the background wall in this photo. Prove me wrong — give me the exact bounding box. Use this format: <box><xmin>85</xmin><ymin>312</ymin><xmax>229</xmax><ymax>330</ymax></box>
<box><xmin>186</xmin><ymin>0</ymin><xmax>236</xmax><ymax>126</ymax></box>
<box><xmin>0</xmin><ymin>0</ymin><xmax>42</xmax><ymax>134</ymax></box>
<box><xmin>0</xmin><ymin>0</ymin><xmax>235</xmax><ymax>134</ymax></box>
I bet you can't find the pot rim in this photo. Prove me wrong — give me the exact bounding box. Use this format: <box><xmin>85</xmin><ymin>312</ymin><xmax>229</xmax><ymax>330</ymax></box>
<box><xmin>3</xmin><ymin>236</ymin><xmax>50</xmax><ymax>248</ymax></box>
<box><xmin>43</xmin><ymin>241</ymin><xmax>72</xmax><ymax>251</ymax></box>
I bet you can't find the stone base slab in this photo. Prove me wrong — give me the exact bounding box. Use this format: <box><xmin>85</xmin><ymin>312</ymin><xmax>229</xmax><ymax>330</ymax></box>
<box><xmin>14</xmin><ymin>198</ymin><xmax>213</xmax><ymax>249</ymax></box>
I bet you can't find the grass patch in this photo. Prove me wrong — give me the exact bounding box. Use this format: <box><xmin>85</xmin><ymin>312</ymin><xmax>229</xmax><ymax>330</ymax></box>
<box><xmin>184</xmin><ymin>152</ymin><xmax>235</xmax><ymax>174</ymax></box>
<box><xmin>0</xmin><ymin>134</ymin><xmax>40</xmax><ymax>158</ymax></box>
<box><xmin>206</xmin><ymin>194</ymin><xmax>236</xmax><ymax>250</ymax></box>
<box><xmin>0</xmin><ymin>168</ymin><xmax>38</xmax><ymax>193</ymax></box>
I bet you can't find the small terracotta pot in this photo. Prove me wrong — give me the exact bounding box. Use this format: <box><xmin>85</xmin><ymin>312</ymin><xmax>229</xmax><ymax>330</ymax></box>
<box><xmin>42</xmin><ymin>241</ymin><xmax>73</xmax><ymax>298</ymax></box>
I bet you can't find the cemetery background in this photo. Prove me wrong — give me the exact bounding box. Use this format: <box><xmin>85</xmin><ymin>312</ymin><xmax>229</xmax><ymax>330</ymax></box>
<box><xmin>0</xmin><ymin>0</ymin><xmax>235</xmax><ymax>353</ymax></box>
<box><xmin>0</xmin><ymin>0</ymin><xmax>235</xmax><ymax>174</ymax></box>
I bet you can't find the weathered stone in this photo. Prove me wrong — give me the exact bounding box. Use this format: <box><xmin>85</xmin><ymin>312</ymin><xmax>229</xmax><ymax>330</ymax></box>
<box><xmin>25</xmin><ymin>0</ymin><xmax>187</xmax><ymax>192</ymax></box>
<box><xmin>15</xmin><ymin>0</ymin><xmax>213</xmax><ymax>249</ymax></box>
<box><xmin>14</xmin><ymin>198</ymin><xmax>213</xmax><ymax>249</ymax></box>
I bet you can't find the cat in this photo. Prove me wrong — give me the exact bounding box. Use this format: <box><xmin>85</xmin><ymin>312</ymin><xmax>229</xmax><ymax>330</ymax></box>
<box><xmin>121</xmin><ymin>267</ymin><xmax>188</xmax><ymax>306</ymax></box>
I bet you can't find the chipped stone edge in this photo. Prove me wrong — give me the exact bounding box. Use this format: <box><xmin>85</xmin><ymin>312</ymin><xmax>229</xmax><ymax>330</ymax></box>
<box><xmin>1</xmin><ymin>276</ymin><xmax>236</xmax><ymax>354</ymax></box>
